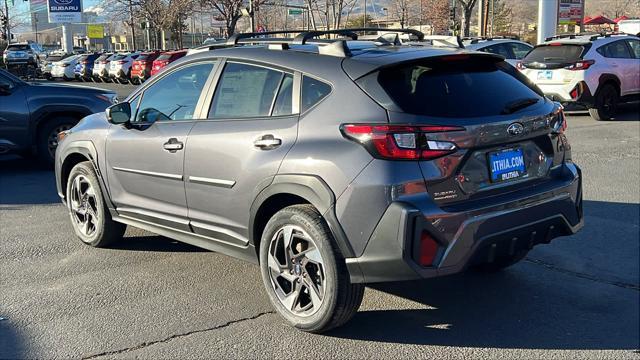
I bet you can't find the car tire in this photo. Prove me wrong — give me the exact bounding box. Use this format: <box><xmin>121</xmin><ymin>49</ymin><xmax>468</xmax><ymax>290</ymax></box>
<box><xmin>259</xmin><ymin>204</ymin><xmax>364</xmax><ymax>333</ymax></box>
<box><xmin>66</xmin><ymin>161</ymin><xmax>126</xmax><ymax>247</ymax></box>
<box><xmin>588</xmin><ymin>83</ymin><xmax>619</xmax><ymax>121</ymax></box>
<box><xmin>472</xmin><ymin>250</ymin><xmax>528</xmax><ymax>272</ymax></box>
<box><xmin>36</xmin><ymin>116</ymin><xmax>78</xmax><ymax>167</ymax></box>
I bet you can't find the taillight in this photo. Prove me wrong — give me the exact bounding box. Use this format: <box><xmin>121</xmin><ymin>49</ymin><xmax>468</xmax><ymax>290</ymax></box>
<box><xmin>565</xmin><ymin>59</ymin><xmax>594</xmax><ymax>71</ymax></box>
<box><xmin>340</xmin><ymin>124</ymin><xmax>463</xmax><ymax>160</ymax></box>
<box><xmin>116</xmin><ymin>60</ymin><xmax>126</xmax><ymax>65</ymax></box>
<box><xmin>418</xmin><ymin>231</ymin><xmax>439</xmax><ymax>267</ymax></box>
<box><xmin>551</xmin><ymin>107</ymin><xmax>567</xmax><ymax>133</ymax></box>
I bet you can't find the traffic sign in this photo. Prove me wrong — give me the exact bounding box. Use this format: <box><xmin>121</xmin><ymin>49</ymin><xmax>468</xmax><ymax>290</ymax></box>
<box><xmin>288</xmin><ymin>8</ymin><xmax>303</xmax><ymax>15</ymax></box>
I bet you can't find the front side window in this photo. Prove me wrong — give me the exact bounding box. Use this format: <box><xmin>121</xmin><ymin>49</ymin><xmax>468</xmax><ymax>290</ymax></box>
<box><xmin>209</xmin><ymin>62</ymin><xmax>284</xmax><ymax>118</ymax></box>
<box><xmin>301</xmin><ymin>76</ymin><xmax>331</xmax><ymax>113</ymax></box>
<box><xmin>135</xmin><ymin>62</ymin><xmax>214</xmax><ymax>123</ymax></box>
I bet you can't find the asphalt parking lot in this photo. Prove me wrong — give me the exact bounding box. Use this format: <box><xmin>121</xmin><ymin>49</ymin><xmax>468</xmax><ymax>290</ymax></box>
<box><xmin>1</xmin><ymin>82</ymin><xmax>639</xmax><ymax>359</ymax></box>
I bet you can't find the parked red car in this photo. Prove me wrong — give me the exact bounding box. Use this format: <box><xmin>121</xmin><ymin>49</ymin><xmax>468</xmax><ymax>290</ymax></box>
<box><xmin>130</xmin><ymin>51</ymin><xmax>162</xmax><ymax>84</ymax></box>
<box><xmin>150</xmin><ymin>50</ymin><xmax>187</xmax><ymax>76</ymax></box>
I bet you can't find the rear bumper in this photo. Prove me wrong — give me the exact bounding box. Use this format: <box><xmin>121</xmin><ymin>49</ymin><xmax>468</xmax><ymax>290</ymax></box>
<box><xmin>346</xmin><ymin>163</ymin><xmax>583</xmax><ymax>283</ymax></box>
<box><xmin>540</xmin><ymin>82</ymin><xmax>595</xmax><ymax>108</ymax></box>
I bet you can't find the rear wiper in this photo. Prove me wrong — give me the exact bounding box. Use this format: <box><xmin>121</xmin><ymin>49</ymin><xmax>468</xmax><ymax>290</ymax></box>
<box><xmin>501</xmin><ymin>98</ymin><xmax>540</xmax><ymax>115</ymax></box>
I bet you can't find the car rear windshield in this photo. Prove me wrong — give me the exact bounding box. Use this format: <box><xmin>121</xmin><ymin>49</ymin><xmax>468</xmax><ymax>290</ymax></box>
<box><xmin>96</xmin><ymin>54</ymin><xmax>110</xmax><ymax>61</ymax></box>
<box><xmin>47</xmin><ymin>55</ymin><xmax>65</xmax><ymax>61</ymax></box>
<box><xmin>377</xmin><ymin>57</ymin><xmax>544</xmax><ymax>118</ymax></box>
<box><xmin>156</xmin><ymin>54</ymin><xmax>172</xmax><ymax>61</ymax></box>
<box><xmin>137</xmin><ymin>54</ymin><xmax>150</xmax><ymax>61</ymax></box>
<box><xmin>7</xmin><ymin>44</ymin><xmax>29</xmax><ymax>51</ymax></box>
<box><xmin>523</xmin><ymin>44</ymin><xmax>588</xmax><ymax>65</ymax></box>
<box><xmin>111</xmin><ymin>54</ymin><xmax>126</xmax><ymax>60</ymax></box>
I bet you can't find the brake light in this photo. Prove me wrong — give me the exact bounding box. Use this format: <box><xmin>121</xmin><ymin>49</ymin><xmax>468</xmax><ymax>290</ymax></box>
<box><xmin>565</xmin><ymin>59</ymin><xmax>594</xmax><ymax>71</ymax></box>
<box><xmin>418</xmin><ymin>231</ymin><xmax>439</xmax><ymax>266</ymax></box>
<box><xmin>341</xmin><ymin>124</ymin><xmax>463</xmax><ymax>160</ymax></box>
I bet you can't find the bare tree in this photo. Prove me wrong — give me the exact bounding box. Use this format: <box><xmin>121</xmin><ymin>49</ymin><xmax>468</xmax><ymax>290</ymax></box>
<box><xmin>455</xmin><ymin>0</ymin><xmax>478</xmax><ymax>36</ymax></box>
<box><xmin>421</xmin><ymin>0</ymin><xmax>449</xmax><ymax>34</ymax></box>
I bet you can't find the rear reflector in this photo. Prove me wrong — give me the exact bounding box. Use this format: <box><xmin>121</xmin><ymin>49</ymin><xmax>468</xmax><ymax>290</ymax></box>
<box><xmin>341</xmin><ymin>124</ymin><xmax>463</xmax><ymax>160</ymax></box>
<box><xmin>419</xmin><ymin>231</ymin><xmax>439</xmax><ymax>266</ymax></box>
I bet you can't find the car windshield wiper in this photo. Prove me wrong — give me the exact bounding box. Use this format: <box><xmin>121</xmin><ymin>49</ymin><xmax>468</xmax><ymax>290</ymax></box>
<box><xmin>501</xmin><ymin>98</ymin><xmax>540</xmax><ymax>115</ymax></box>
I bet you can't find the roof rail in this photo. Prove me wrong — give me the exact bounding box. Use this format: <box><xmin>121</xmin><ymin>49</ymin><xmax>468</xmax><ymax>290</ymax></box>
<box><xmin>225</xmin><ymin>27</ymin><xmax>425</xmax><ymax>47</ymax></box>
<box><xmin>463</xmin><ymin>35</ymin><xmax>520</xmax><ymax>44</ymax></box>
<box><xmin>544</xmin><ymin>32</ymin><xmax>599</xmax><ymax>41</ymax></box>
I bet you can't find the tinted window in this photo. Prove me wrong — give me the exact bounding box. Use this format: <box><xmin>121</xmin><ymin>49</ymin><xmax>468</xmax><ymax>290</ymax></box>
<box><xmin>272</xmin><ymin>74</ymin><xmax>294</xmax><ymax>116</ymax></box>
<box><xmin>156</xmin><ymin>54</ymin><xmax>172</xmax><ymax>61</ymax></box>
<box><xmin>482</xmin><ymin>43</ymin><xmax>514</xmax><ymax>59</ymax></box>
<box><xmin>627</xmin><ymin>39</ymin><xmax>640</xmax><ymax>58</ymax></box>
<box><xmin>510</xmin><ymin>43</ymin><xmax>532</xmax><ymax>59</ymax></box>
<box><xmin>7</xmin><ymin>44</ymin><xmax>29</xmax><ymax>51</ymax></box>
<box><xmin>137</xmin><ymin>54</ymin><xmax>150</xmax><ymax>61</ymax></box>
<box><xmin>598</xmin><ymin>41</ymin><xmax>632</xmax><ymax>58</ymax></box>
<box><xmin>95</xmin><ymin>54</ymin><xmax>110</xmax><ymax>62</ymax></box>
<box><xmin>112</xmin><ymin>54</ymin><xmax>126</xmax><ymax>61</ymax></box>
<box><xmin>209</xmin><ymin>62</ymin><xmax>283</xmax><ymax>118</ymax></box>
<box><xmin>524</xmin><ymin>44</ymin><xmax>586</xmax><ymax>64</ymax></box>
<box><xmin>301</xmin><ymin>76</ymin><xmax>331</xmax><ymax>112</ymax></box>
<box><xmin>135</xmin><ymin>62</ymin><xmax>214</xmax><ymax>123</ymax></box>
<box><xmin>377</xmin><ymin>58</ymin><xmax>543</xmax><ymax>118</ymax></box>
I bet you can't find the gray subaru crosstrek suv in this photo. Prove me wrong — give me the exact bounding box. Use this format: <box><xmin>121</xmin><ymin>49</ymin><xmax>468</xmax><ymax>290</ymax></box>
<box><xmin>54</xmin><ymin>29</ymin><xmax>583</xmax><ymax>333</ymax></box>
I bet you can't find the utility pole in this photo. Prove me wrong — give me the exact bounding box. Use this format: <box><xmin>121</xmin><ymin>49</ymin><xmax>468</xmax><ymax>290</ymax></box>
<box><xmin>363</xmin><ymin>0</ymin><xmax>366</xmax><ymax>27</ymax></box>
<box><xmin>33</xmin><ymin>12</ymin><xmax>38</xmax><ymax>43</ymax></box>
<box><xmin>249</xmin><ymin>0</ymin><xmax>255</xmax><ymax>32</ymax></box>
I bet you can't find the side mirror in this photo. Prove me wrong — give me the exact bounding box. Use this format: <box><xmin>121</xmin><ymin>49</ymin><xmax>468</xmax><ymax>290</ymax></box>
<box><xmin>0</xmin><ymin>83</ymin><xmax>12</xmax><ymax>96</ymax></box>
<box><xmin>106</xmin><ymin>102</ymin><xmax>131</xmax><ymax>124</ymax></box>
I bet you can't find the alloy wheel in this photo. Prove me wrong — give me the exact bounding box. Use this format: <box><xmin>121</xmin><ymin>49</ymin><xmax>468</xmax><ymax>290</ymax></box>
<box><xmin>69</xmin><ymin>175</ymin><xmax>99</xmax><ymax>237</ymax></box>
<box><xmin>47</xmin><ymin>124</ymin><xmax>73</xmax><ymax>159</ymax></box>
<box><xmin>267</xmin><ymin>225</ymin><xmax>326</xmax><ymax>316</ymax></box>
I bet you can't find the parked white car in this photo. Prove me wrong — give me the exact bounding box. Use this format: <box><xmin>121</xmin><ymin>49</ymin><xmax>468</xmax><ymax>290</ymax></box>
<box><xmin>108</xmin><ymin>52</ymin><xmax>140</xmax><ymax>84</ymax></box>
<box><xmin>50</xmin><ymin>54</ymin><xmax>81</xmax><ymax>81</ymax></box>
<box><xmin>518</xmin><ymin>33</ymin><xmax>640</xmax><ymax>120</ymax></box>
<box><xmin>618</xmin><ymin>19</ymin><xmax>640</xmax><ymax>36</ymax></box>
<box><xmin>463</xmin><ymin>37</ymin><xmax>533</xmax><ymax>66</ymax></box>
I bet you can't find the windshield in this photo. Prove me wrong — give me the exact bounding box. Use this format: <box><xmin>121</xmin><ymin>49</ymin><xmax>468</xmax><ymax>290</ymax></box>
<box><xmin>377</xmin><ymin>57</ymin><xmax>544</xmax><ymax>118</ymax></box>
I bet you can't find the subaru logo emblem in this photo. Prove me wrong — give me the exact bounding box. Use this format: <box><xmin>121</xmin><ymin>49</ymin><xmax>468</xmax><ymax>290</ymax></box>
<box><xmin>507</xmin><ymin>122</ymin><xmax>525</xmax><ymax>136</ymax></box>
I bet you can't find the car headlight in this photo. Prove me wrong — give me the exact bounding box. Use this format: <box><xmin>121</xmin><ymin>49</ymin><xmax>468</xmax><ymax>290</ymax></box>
<box><xmin>96</xmin><ymin>93</ymin><xmax>118</xmax><ymax>104</ymax></box>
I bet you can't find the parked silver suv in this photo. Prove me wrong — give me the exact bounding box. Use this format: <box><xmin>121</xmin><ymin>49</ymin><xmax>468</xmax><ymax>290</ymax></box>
<box><xmin>55</xmin><ymin>29</ymin><xmax>583</xmax><ymax>333</ymax></box>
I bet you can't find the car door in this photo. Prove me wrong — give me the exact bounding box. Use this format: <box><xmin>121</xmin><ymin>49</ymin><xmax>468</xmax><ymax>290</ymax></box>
<box><xmin>624</xmin><ymin>39</ymin><xmax>640</xmax><ymax>93</ymax></box>
<box><xmin>597</xmin><ymin>40</ymin><xmax>635</xmax><ymax>96</ymax></box>
<box><xmin>105</xmin><ymin>61</ymin><xmax>217</xmax><ymax>231</ymax></box>
<box><xmin>0</xmin><ymin>72</ymin><xmax>29</xmax><ymax>152</ymax></box>
<box><xmin>183</xmin><ymin>60</ymin><xmax>299</xmax><ymax>246</ymax></box>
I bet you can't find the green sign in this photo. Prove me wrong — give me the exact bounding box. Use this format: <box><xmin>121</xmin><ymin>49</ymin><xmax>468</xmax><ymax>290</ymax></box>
<box><xmin>288</xmin><ymin>8</ymin><xmax>303</xmax><ymax>15</ymax></box>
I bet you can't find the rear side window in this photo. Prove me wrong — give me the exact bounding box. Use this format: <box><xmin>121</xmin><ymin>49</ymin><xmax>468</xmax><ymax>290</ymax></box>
<box><xmin>597</xmin><ymin>41</ymin><xmax>633</xmax><ymax>58</ymax></box>
<box><xmin>377</xmin><ymin>57</ymin><xmax>543</xmax><ymax>118</ymax></box>
<box><xmin>272</xmin><ymin>74</ymin><xmax>294</xmax><ymax>116</ymax></box>
<box><xmin>301</xmin><ymin>76</ymin><xmax>331</xmax><ymax>112</ymax></box>
<box><xmin>510</xmin><ymin>43</ymin><xmax>532</xmax><ymax>59</ymax></box>
<box><xmin>523</xmin><ymin>44</ymin><xmax>587</xmax><ymax>64</ymax></box>
<box><xmin>481</xmin><ymin>43</ymin><xmax>514</xmax><ymax>59</ymax></box>
<box><xmin>209</xmin><ymin>62</ymin><xmax>283</xmax><ymax>118</ymax></box>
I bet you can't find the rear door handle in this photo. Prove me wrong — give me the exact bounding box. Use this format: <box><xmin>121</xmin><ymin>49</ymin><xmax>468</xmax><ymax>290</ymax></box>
<box><xmin>254</xmin><ymin>135</ymin><xmax>282</xmax><ymax>150</ymax></box>
<box><xmin>163</xmin><ymin>138</ymin><xmax>184</xmax><ymax>152</ymax></box>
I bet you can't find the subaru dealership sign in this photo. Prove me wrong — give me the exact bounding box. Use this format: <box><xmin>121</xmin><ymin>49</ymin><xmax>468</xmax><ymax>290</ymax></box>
<box><xmin>47</xmin><ymin>0</ymin><xmax>82</xmax><ymax>23</ymax></box>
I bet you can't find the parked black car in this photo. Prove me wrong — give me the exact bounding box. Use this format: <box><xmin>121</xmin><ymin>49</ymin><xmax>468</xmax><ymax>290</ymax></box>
<box><xmin>0</xmin><ymin>69</ymin><xmax>118</xmax><ymax>165</ymax></box>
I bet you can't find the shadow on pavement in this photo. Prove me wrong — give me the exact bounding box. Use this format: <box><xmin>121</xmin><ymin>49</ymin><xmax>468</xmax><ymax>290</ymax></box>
<box><xmin>0</xmin><ymin>156</ymin><xmax>58</xmax><ymax>205</ymax></box>
<box><xmin>0</xmin><ymin>320</ymin><xmax>26</xmax><ymax>359</ymax></box>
